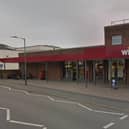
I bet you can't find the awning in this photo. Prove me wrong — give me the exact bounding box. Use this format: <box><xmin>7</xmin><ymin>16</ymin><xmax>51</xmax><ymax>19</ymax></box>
<box><xmin>1</xmin><ymin>45</ymin><xmax>129</xmax><ymax>63</ymax></box>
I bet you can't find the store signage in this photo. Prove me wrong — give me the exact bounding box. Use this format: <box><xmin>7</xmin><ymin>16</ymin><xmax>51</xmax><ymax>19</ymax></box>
<box><xmin>121</xmin><ymin>48</ymin><xmax>129</xmax><ymax>56</ymax></box>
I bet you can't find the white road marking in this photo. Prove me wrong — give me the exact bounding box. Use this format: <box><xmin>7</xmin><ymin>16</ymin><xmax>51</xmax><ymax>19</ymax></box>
<box><xmin>103</xmin><ymin>122</ymin><xmax>115</xmax><ymax>129</ymax></box>
<box><xmin>0</xmin><ymin>107</ymin><xmax>8</xmax><ymax>110</ymax></box>
<box><xmin>47</xmin><ymin>96</ymin><xmax>55</xmax><ymax>101</ymax></box>
<box><xmin>78</xmin><ymin>103</ymin><xmax>93</xmax><ymax>111</ymax></box>
<box><xmin>0</xmin><ymin>85</ymin><xmax>125</xmax><ymax>116</ymax></box>
<box><xmin>31</xmin><ymin>93</ymin><xmax>45</xmax><ymax>97</ymax></box>
<box><xmin>9</xmin><ymin>120</ymin><xmax>43</xmax><ymax>127</ymax></box>
<box><xmin>43</xmin><ymin>127</ymin><xmax>47</xmax><ymax>129</ymax></box>
<box><xmin>120</xmin><ymin>115</ymin><xmax>128</xmax><ymax>120</ymax></box>
<box><xmin>93</xmin><ymin>110</ymin><xmax>124</xmax><ymax>116</ymax></box>
<box><xmin>55</xmin><ymin>100</ymin><xmax>78</xmax><ymax>105</ymax></box>
<box><xmin>0</xmin><ymin>85</ymin><xmax>11</xmax><ymax>90</ymax></box>
<box><xmin>0</xmin><ymin>107</ymin><xmax>10</xmax><ymax>121</ymax></box>
<box><xmin>0</xmin><ymin>107</ymin><xmax>47</xmax><ymax>129</ymax></box>
<box><xmin>6</xmin><ymin>108</ymin><xmax>10</xmax><ymax>121</ymax></box>
<box><xmin>12</xmin><ymin>89</ymin><xmax>30</xmax><ymax>95</ymax></box>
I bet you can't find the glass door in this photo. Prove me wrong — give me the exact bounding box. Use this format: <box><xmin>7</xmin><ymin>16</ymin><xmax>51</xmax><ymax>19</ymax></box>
<box><xmin>111</xmin><ymin>59</ymin><xmax>125</xmax><ymax>85</ymax></box>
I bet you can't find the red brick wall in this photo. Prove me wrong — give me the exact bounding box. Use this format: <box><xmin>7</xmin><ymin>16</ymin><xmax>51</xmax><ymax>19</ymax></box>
<box><xmin>47</xmin><ymin>62</ymin><xmax>63</xmax><ymax>80</ymax></box>
<box><xmin>105</xmin><ymin>23</ymin><xmax>129</xmax><ymax>46</ymax></box>
<box><xmin>20</xmin><ymin>63</ymin><xmax>45</xmax><ymax>79</ymax></box>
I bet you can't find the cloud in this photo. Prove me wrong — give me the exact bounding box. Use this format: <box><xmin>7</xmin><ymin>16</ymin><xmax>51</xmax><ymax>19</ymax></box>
<box><xmin>0</xmin><ymin>0</ymin><xmax>128</xmax><ymax>48</ymax></box>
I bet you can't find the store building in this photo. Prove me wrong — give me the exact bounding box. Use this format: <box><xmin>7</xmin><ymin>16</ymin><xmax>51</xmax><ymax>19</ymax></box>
<box><xmin>1</xmin><ymin>23</ymin><xmax>129</xmax><ymax>87</ymax></box>
<box><xmin>0</xmin><ymin>44</ymin><xmax>19</xmax><ymax>78</ymax></box>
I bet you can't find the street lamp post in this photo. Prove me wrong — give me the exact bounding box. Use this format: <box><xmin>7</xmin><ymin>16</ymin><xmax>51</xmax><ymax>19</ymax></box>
<box><xmin>11</xmin><ymin>36</ymin><xmax>27</xmax><ymax>85</ymax></box>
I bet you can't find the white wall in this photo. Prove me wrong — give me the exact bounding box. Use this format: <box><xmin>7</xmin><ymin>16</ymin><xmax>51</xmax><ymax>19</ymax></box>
<box><xmin>0</xmin><ymin>50</ymin><xmax>19</xmax><ymax>70</ymax></box>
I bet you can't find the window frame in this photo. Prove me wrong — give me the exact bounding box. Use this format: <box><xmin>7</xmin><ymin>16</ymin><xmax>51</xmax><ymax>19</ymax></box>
<box><xmin>112</xmin><ymin>35</ymin><xmax>122</xmax><ymax>45</ymax></box>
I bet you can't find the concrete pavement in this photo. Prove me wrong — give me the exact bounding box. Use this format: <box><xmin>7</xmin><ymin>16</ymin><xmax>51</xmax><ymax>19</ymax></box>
<box><xmin>0</xmin><ymin>79</ymin><xmax>129</xmax><ymax>102</ymax></box>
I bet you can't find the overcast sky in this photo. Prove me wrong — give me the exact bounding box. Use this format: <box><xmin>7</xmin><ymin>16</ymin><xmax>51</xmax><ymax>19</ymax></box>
<box><xmin>0</xmin><ymin>0</ymin><xmax>128</xmax><ymax>48</ymax></box>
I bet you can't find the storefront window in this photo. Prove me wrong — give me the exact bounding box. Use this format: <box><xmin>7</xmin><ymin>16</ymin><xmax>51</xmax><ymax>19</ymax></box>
<box><xmin>64</xmin><ymin>61</ymin><xmax>85</xmax><ymax>81</ymax></box>
<box><xmin>95</xmin><ymin>61</ymin><xmax>104</xmax><ymax>80</ymax></box>
<box><xmin>64</xmin><ymin>61</ymin><xmax>76</xmax><ymax>81</ymax></box>
<box><xmin>111</xmin><ymin>59</ymin><xmax>125</xmax><ymax>81</ymax></box>
<box><xmin>64</xmin><ymin>61</ymin><xmax>72</xmax><ymax>80</ymax></box>
<box><xmin>78</xmin><ymin>61</ymin><xmax>85</xmax><ymax>80</ymax></box>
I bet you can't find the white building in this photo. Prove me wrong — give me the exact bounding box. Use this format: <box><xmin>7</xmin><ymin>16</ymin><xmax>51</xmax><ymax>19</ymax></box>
<box><xmin>0</xmin><ymin>44</ymin><xmax>61</xmax><ymax>78</ymax></box>
<box><xmin>0</xmin><ymin>44</ymin><xmax>19</xmax><ymax>70</ymax></box>
<box><xmin>0</xmin><ymin>44</ymin><xmax>61</xmax><ymax>70</ymax></box>
<box><xmin>16</xmin><ymin>45</ymin><xmax>61</xmax><ymax>53</ymax></box>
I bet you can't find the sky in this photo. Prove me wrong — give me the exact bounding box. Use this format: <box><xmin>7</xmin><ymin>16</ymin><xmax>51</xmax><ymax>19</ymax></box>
<box><xmin>0</xmin><ymin>0</ymin><xmax>129</xmax><ymax>48</ymax></box>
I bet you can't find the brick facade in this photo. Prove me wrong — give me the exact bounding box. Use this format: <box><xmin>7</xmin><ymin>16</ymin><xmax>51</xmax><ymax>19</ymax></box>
<box><xmin>17</xmin><ymin>23</ymin><xmax>129</xmax><ymax>86</ymax></box>
<box><xmin>105</xmin><ymin>23</ymin><xmax>129</xmax><ymax>46</ymax></box>
<box><xmin>47</xmin><ymin>62</ymin><xmax>63</xmax><ymax>80</ymax></box>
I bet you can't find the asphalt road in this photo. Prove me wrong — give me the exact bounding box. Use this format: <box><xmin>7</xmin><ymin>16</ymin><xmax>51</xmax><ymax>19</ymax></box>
<box><xmin>0</xmin><ymin>80</ymin><xmax>129</xmax><ymax>113</ymax></box>
<box><xmin>0</xmin><ymin>83</ymin><xmax>128</xmax><ymax>129</ymax></box>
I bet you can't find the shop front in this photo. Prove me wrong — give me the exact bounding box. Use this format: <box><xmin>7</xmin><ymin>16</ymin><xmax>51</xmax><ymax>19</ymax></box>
<box><xmin>111</xmin><ymin>59</ymin><xmax>125</xmax><ymax>84</ymax></box>
<box><xmin>63</xmin><ymin>61</ymin><xmax>85</xmax><ymax>81</ymax></box>
<box><xmin>1</xmin><ymin>45</ymin><xmax>129</xmax><ymax>87</ymax></box>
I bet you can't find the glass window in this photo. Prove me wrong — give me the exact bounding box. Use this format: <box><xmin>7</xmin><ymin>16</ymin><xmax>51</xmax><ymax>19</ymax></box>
<box><xmin>112</xmin><ymin>35</ymin><xmax>122</xmax><ymax>45</ymax></box>
<box><xmin>78</xmin><ymin>61</ymin><xmax>85</xmax><ymax>80</ymax></box>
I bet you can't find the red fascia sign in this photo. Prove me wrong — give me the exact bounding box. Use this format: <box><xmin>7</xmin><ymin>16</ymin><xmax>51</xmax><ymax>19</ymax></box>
<box><xmin>1</xmin><ymin>45</ymin><xmax>129</xmax><ymax>63</ymax></box>
<box><xmin>106</xmin><ymin>45</ymin><xmax>129</xmax><ymax>58</ymax></box>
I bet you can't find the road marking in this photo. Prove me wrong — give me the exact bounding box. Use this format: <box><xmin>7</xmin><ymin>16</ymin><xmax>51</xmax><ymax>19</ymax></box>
<box><xmin>0</xmin><ymin>85</ymin><xmax>124</xmax><ymax>116</ymax></box>
<box><xmin>0</xmin><ymin>85</ymin><xmax>11</xmax><ymax>90</ymax></box>
<box><xmin>6</xmin><ymin>108</ymin><xmax>10</xmax><ymax>121</ymax></box>
<box><xmin>9</xmin><ymin>120</ymin><xmax>43</xmax><ymax>127</ymax></box>
<box><xmin>93</xmin><ymin>110</ymin><xmax>124</xmax><ymax>116</ymax></box>
<box><xmin>12</xmin><ymin>89</ymin><xmax>30</xmax><ymax>95</ymax></box>
<box><xmin>78</xmin><ymin>103</ymin><xmax>93</xmax><ymax>111</ymax></box>
<box><xmin>120</xmin><ymin>115</ymin><xmax>128</xmax><ymax>120</ymax></box>
<box><xmin>0</xmin><ymin>107</ymin><xmax>47</xmax><ymax>129</ymax></box>
<box><xmin>103</xmin><ymin>122</ymin><xmax>115</xmax><ymax>129</ymax></box>
<box><xmin>55</xmin><ymin>100</ymin><xmax>78</xmax><ymax>105</ymax></box>
<box><xmin>0</xmin><ymin>107</ymin><xmax>10</xmax><ymax>120</ymax></box>
<box><xmin>0</xmin><ymin>107</ymin><xmax>8</xmax><ymax>110</ymax></box>
<box><xmin>43</xmin><ymin>127</ymin><xmax>47</xmax><ymax>129</ymax></box>
<box><xmin>47</xmin><ymin>96</ymin><xmax>55</xmax><ymax>101</ymax></box>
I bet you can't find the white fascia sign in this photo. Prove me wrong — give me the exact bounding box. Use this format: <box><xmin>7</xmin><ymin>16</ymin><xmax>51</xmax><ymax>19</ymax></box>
<box><xmin>121</xmin><ymin>48</ymin><xmax>129</xmax><ymax>56</ymax></box>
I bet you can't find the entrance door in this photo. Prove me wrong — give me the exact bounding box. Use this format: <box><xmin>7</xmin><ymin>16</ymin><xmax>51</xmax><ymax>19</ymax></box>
<box><xmin>95</xmin><ymin>61</ymin><xmax>104</xmax><ymax>81</ymax></box>
<box><xmin>64</xmin><ymin>61</ymin><xmax>77</xmax><ymax>81</ymax></box>
<box><xmin>111</xmin><ymin>59</ymin><xmax>125</xmax><ymax>85</ymax></box>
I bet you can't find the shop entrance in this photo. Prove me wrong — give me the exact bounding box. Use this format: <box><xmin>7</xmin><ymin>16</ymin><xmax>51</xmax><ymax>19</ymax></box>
<box><xmin>95</xmin><ymin>61</ymin><xmax>104</xmax><ymax>81</ymax></box>
<box><xmin>64</xmin><ymin>61</ymin><xmax>77</xmax><ymax>81</ymax></box>
<box><xmin>111</xmin><ymin>59</ymin><xmax>125</xmax><ymax>85</ymax></box>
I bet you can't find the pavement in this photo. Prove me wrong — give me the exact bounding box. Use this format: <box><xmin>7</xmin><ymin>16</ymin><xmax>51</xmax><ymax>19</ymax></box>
<box><xmin>0</xmin><ymin>79</ymin><xmax>129</xmax><ymax>102</ymax></box>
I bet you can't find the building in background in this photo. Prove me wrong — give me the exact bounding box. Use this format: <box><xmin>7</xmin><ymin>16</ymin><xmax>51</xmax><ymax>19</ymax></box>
<box><xmin>0</xmin><ymin>44</ymin><xmax>61</xmax><ymax>78</ymax></box>
<box><xmin>16</xmin><ymin>45</ymin><xmax>61</xmax><ymax>53</ymax></box>
<box><xmin>0</xmin><ymin>44</ymin><xmax>19</xmax><ymax>78</ymax></box>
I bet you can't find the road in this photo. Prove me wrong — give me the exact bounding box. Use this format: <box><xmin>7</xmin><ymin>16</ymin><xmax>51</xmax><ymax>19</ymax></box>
<box><xmin>0</xmin><ymin>82</ymin><xmax>128</xmax><ymax>129</ymax></box>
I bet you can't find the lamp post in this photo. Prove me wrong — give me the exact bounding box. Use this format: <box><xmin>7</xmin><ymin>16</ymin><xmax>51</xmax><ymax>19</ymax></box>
<box><xmin>11</xmin><ymin>36</ymin><xmax>27</xmax><ymax>85</ymax></box>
